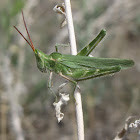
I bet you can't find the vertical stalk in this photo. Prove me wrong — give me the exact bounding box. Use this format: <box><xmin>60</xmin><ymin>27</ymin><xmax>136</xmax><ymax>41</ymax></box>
<box><xmin>64</xmin><ymin>0</ymin><xmax>77</xmax><ymax>55</ymax></box>
<box><xmin>64</xmin><ymin>0</ymin><xmax>84</xmax><ymax>140</ymax></box>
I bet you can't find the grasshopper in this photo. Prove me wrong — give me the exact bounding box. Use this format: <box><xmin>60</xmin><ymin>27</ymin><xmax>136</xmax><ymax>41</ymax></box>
<box><xmin>14</xmin><ymin>11</ymin><xmax>134</xmax><ymax>94</ymax></box>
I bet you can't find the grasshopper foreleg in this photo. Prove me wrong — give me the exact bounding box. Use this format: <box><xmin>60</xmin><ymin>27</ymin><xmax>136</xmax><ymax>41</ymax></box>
<box><xmin>48</xmin><ymin>72</ymin><xmax>58</xmax><ymax>101</ymax></box>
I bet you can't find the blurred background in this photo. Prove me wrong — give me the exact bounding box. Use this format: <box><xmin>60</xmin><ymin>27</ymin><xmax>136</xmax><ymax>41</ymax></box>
<box><xmin>0</xmin><ymin>0</ymin><xmax>140</xmax><ymax>140</ymax></box>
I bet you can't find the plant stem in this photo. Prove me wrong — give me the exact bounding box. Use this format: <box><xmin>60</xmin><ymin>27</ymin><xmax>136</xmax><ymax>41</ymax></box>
<box><xmin>64</xmin><ymin>0</ymin><xmax>84</xmax><ymax>140</ymax></box>
<box><xmin>64</xmin><ymin>0</ymin><xmax>77</xmax><ymax>55</ymax></box>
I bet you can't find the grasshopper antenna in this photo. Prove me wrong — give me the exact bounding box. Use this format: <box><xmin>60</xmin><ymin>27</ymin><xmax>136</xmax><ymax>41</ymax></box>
<box><xmin>13</xmin><ymin>10</ymin><xmax>35</xmax><ymax>52</ymax></box>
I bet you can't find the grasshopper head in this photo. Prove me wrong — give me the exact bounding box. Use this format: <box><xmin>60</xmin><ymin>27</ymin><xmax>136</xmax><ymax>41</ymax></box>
<box><xmin>34</xmin><ymin>49</ymin><xmax>47</xmax><ymax>73</ymax></box>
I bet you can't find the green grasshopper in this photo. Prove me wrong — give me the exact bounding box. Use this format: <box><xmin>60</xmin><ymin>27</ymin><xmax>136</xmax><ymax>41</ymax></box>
<box><xmin>14</xmin><ymin>11</ymin><xmax>134</xmax><ymax>94</ymax></box>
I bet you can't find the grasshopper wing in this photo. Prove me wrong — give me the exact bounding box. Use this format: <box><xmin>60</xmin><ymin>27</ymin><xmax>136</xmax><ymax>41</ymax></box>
<box><xmin>61</xmin><ymin>55</ymin><xmax>134</xmax><ymax>70</ymax></box>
